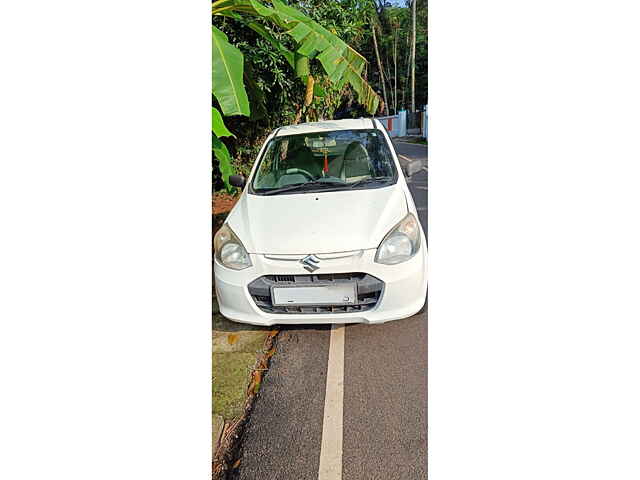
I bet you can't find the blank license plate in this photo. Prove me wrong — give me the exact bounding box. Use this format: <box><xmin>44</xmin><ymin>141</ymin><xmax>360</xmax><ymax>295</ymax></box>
<box><xmin>271</xmin><ymin>284</ymin><xmax>357</xmax><ymax>306</ymax></box>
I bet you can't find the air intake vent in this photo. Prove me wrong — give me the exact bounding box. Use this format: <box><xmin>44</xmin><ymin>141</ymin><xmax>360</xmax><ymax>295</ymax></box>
<box><xmin>247</xmin><ymin>273</ymin><xmax>384</xmax><ymax>314</ymax></box>
<box><xmin>275</xmin><ymin>275</ymin><xmax>295</xmax><ymax>283</ymax></box>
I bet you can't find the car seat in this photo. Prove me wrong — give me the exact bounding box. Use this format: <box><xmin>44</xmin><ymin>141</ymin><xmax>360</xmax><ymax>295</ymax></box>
<box><xmin>327</xmin><ymin>153</ymin><xmax>344</xmax><ymax>179</ymax></box>
<box><xmin>343</xmin><ymin>141</ymin><xmax>372</xmax><ymax>181</ymax></box>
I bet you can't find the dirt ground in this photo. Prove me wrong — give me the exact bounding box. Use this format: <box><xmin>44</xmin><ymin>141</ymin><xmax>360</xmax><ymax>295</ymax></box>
<box><xmin>213</xmin><ymin>192</ymin><xmax>239</xmax><ymax>235</ymax></box>
<box><xmin>213</xmin><ymin>192</ymin><xmax>239</xmax><ymax>215</ymax></box>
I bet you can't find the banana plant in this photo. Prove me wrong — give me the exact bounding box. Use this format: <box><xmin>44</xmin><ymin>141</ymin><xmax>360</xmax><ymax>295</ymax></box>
<box><xmin>212</xmin><ymin>0</ymin><xmax>382</xmax><ymax>191</ymax></box>
<box><xmin>213</xmin><ymin>0</ymin><xmax>380</xmax><ymax>113</ymax></box>
<box><xmin>212</xmin><ymin>106</ymin><xmax>235</xmax><ymax>193</ymax></box>
<box><xmin>212</xmin><ymin>26</ymin><xmax>246</xmax><ymax>192</ymax></box>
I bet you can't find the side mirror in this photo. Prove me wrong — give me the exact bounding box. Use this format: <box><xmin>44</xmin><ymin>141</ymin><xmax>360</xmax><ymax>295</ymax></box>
<box><xmin>229</xmin><ymin>175</ymin><xmax>246</xmax><ymax>188</ymax></box>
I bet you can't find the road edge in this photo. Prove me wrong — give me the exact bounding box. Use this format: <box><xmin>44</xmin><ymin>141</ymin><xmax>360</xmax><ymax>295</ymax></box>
<box><xmin>212</xmin><ymin>329</ymin><xmax>279</xmax><ymax>480</ymax></box>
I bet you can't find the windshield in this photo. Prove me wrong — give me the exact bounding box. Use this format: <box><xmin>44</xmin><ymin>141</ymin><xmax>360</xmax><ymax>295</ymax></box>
<box><xmin>250</xmin><ymin>129</ymin><xmax>397</xmax><ymax>195</ymax></box>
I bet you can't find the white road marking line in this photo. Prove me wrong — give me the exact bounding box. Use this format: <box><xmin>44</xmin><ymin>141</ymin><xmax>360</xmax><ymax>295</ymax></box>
<box><xmin>318</xmin><ymin>324</ymin><xmax>345</xmax><ymax>480</ymax></box>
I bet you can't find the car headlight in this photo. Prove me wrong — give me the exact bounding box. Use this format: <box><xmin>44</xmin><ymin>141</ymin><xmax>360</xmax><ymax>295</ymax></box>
<box><xmin>214</xmin><ymin>224</ymin><xmax>252</xmax><ymax>270</ymax></box>
<box><xmin>375</xmin><ymin>213</ymin><xmax>421</xmax><ymax>265</ymax></box>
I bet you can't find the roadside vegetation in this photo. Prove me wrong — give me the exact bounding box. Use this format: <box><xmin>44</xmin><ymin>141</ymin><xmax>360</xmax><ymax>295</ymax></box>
<box><xmin>213</xmin><ymin>0</ymin><xmax>427</xmax><ymax>193</ymax></box>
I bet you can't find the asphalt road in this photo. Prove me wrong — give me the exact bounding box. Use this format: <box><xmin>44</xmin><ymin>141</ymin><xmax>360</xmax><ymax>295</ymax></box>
<box><xmin>233</xmin><ymin>141</ymin><xmax>427</xmax><ymax>480</ymax></box>
<box><xmin>394</xmin><ymin>140</ymin><xmax>428</xmax><ymax>166</ymax></box>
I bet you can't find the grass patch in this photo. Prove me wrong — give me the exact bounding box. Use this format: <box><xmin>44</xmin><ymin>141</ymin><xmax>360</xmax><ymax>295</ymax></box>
<box><xmin>212</xmin><ymin>312</ymin><xmax>271</xmax><ymax>420</ymax></box>
<box><xmin>213</xmin><ymin>352</ymin><xmax>257</xmax><ymax>420</ymax></box>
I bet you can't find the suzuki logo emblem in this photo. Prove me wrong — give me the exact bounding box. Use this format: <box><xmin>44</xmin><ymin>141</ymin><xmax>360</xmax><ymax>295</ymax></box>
<box><xmin>300</xmin><ymin>254</ymin><xmax>320</xmax><ymax>273</ymax></box>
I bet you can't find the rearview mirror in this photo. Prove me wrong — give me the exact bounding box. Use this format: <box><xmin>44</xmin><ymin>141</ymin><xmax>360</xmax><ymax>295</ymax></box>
<box><xmin>229</xmin><ymin>175</ymin><xmax>246</xmax><ymax>188</ymax></box>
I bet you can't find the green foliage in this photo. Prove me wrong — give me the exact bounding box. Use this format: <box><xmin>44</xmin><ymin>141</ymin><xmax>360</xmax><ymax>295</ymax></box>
<box><xmin>246</xmin><ymin>0</ymin><xmax>381</xmax><ymax>114</ymax></box>
<box><xmin>212</xmin><ymin>107</ymin><xmax>235</xmax><ymax>137</ymax></box>
<box><xmin>212</xmin><ymin>26</ymin><xmax>251</xmax><ymax>116</ymax></box>
<box><xmin>243</xmin><ymin>62</ymin><xmax>268</xmax><ymax>120</ymax></box>
<box><xmin>213</xmin><ymin>18</ymin><xmax>298</xmax><ymax>190</ymax></box>
<box><xmin>213</xmin><ymin>135</ymin><xmax>235</xmax><ymax>193</ymax></box>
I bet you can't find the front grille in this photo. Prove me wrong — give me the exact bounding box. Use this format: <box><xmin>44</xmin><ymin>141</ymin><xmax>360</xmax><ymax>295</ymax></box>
<box><xmin>248</xmin><ymin>273</ymin><xmax>384</xmax><ymax>314</ymax></box>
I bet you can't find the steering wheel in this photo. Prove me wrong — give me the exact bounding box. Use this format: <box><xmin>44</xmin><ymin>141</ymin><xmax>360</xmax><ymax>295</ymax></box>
<box><xmin>284</xmin><ymin>168</ymin><xmax>315</xmax><ymax>180</ymax></box>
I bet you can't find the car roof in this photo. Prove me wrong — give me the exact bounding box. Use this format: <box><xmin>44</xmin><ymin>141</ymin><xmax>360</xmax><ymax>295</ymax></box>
<box><xmin>274</xmin><ymin>118</ymin><xmax>378</xmax><ymax>137</ymax></box>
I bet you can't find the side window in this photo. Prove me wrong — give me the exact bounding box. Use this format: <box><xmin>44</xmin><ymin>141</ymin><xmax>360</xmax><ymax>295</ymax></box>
<box><xmin>254</xmin><ymin>141</ymin><xmax>277</xmax><ymax>188</ymax></box>
<box><xmin>256</xmin><ymin>142</ymin><xmax>275</xmax><ymax>178</ymax></box>
<box><xmin>367</xmin><ymin>133</ymin><xmax>395</xmax><ymax>177</ymax></box>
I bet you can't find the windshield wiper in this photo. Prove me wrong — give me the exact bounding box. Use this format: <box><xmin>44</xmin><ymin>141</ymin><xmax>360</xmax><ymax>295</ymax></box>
<box><xmin>261</xmin><ymin>180</ymin><xmax>346</xmax><ymax>196</ymax></box>
<box><xmin>348</xmin><ymin>176</ymin><xmax>392</xmax><ymax>189</ymax></box>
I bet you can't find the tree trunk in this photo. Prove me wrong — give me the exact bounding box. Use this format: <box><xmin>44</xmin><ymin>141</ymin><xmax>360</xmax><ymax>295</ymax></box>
<box><xmin>393</xmin><ymin>28</ymin><xmax>397</xmax><ymax>113</ymax></box>
<box><xmin>371</xmin><ymin>19</ymin><xmax>389</xmax><ymax>116</ymax></box>
<box><xmin>384</xmin><ymin>57</ymin><xmax>395</xmax><ymax>114</ymax></box>
<box><xmin>403</xmin><ymin>28</ymin><xmax>410</xmax><ymax>110</ymax></box>
<box><xmin>411</xmin><ymin>0</ymin><xmax>417</xmax><ymax>112</ymax></box>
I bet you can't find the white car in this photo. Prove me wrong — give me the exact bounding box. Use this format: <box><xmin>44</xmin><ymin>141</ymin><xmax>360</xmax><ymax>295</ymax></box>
<box><xmin>214</xmin><ymin>118</ymin><xmax>427</xmax><ymax>325</ymax></box>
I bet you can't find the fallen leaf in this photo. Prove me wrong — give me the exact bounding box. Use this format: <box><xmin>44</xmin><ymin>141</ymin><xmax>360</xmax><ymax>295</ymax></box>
<box><xmin>227</xmin><ymin>334</ymin><xmax>238</xmax><ymax>345</ymax></box>
<box><xmin>253</xmin><ymin>371</ymin><xmax>263</xmax><ymax>394</ymax></box>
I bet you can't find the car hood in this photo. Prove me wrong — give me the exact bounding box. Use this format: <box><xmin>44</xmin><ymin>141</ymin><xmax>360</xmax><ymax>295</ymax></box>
<box><xmin>226</xmin><ymin>185</ymin><xmax>408</xmax><ymax>255</ymax></box>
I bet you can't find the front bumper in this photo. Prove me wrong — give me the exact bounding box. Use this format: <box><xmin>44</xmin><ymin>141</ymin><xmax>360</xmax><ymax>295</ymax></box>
<box><xmin>214</xmin><ymin>247</ymin><xmax>427</xmax><ymax>326</ymax></box>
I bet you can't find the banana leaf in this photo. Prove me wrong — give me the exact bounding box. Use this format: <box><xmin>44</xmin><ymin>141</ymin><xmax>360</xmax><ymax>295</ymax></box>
<box><xmin>212</xmin><ymin>26</ymin><xmax>251</xmax><ymax>117</ymax></box>
<box><xmin>212</xmin><ymin>107</ymin><xmax>235</xmax><ymax>137</ymax></box>
<box><xmin>213</xmin><ymin>134</ymin><xmax>235</xmax><ymax>192</ymax></box>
